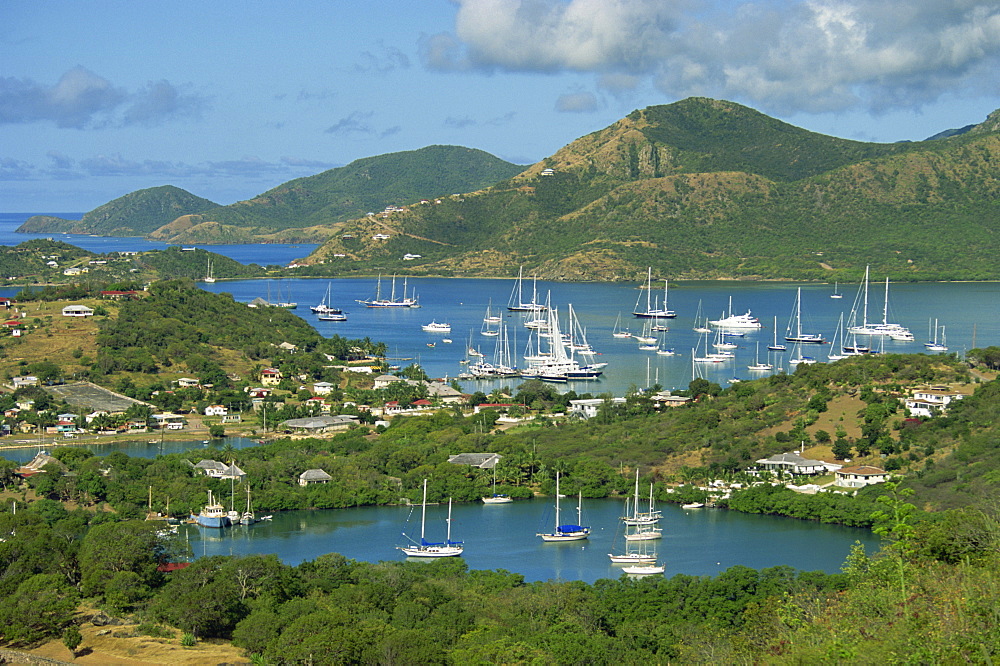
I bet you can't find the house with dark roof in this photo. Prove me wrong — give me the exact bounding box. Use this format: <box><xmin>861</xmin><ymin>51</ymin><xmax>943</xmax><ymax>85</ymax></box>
<box><xmin>283</xmin><ymin>415</ymin><xmax>357</xmax><ymax>434</ymax></box>
<box><xmin>299</xmin><ymin>469</ymin><xmax>332</xmax><ymax>486</ymax></box>
<box><xmin>754</xmin><ymin>452</ymin><xmax>840</xmax><ymax>476</ymax></box>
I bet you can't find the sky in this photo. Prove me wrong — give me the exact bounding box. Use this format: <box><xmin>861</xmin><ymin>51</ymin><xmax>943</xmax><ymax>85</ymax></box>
<box><xmin>3</xmin><ymin>0</ymin><xmax>1000</xmax><ymax>212</ymax></box>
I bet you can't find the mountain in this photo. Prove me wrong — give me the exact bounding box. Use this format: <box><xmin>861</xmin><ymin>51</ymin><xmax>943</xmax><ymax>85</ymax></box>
<box><xmin>17</xmin><ymin>186</ymin><xmax>219</xmax><ymax>236</ymax></box>
<box><xmin>147</xmin><ymin>145</ymin><xmax>525</xmax><ymax>243</ymax></box>
<box><xmin>301</xmin><ymin>97</ymin><xmax>1000</xmax><ymax>281</ymax></box>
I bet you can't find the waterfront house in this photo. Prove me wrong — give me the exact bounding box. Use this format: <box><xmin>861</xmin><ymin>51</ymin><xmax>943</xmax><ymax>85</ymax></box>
<box><xmin>835</xmin><ymin>465</ymin><xmax>889</xmax><ymax>488</ymax></box>
<box><xmin>568</xmin><ymin>397</ymin><xmax>626</xmax><ymax>419</ymax></box>
<box><xmin>754</xmin><ymin>452</ymin><xmax>840</xmax><ymax>476</ymax></box>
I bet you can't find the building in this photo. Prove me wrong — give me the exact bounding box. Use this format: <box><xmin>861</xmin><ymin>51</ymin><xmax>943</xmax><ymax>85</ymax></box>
<box><xmin>447</xmin><ymin>453</ymin><xmax>502</xmax><ymax>469</ymax></box>
<box><xmin>176</xmin><ymin>377</ymin><xmax>200</xmax><ymax>388</ymax></box>
<box><xmin>61</xmin><ymin>305</ymin><xmax>94</xmax><ymax>317</ymax></box>
<box><xmin>11</xmin><ymin>375</ymin><xmax>38</xmax><ymax>389</ymax></box>
<box><xmin>283</xmin><ymin>415</ymin><xmax>358</xmax><ymax>434</ymax></box>
<box><xmin>568</xmin><ymin>397</ymin><xmax>626</xmax><ymax>419</ymax></box>
<box><xmin>835</xmin><ymin>465</ymin><xmax>889</xmax><ymax>488</ymax></box>
<box><xmin>373</xmin><ymin>374</ymin><xmax>404</xmax><ymax>389</ymax></box>
<box><xmin>204</xmin><ymin>404</ymin><xmax>228</xmax><ymax>416</ymax></box>
<box><xmin>260</xmin><ymin>368</ymin><xmax>283</xmax><ymax>386</ymax></box>
<box><xmin>299</xmin><ymin>469</ymin><xmax>332</xmax><ymax>486</ymax></box>
<box><xmin>312</xmin><ymin>381</ymin><xmax>334</xmax><ymax>395</ymax></box>
<box><xmin>194</xmin><ymin>460</ymin><xmax>246</xmax><ymax>480</ymax></box>
<box><xmin>152</xmin><ymin>413</ymin><xmax>185</xmax><ymax>430</ymax></box>
<box><xmin>905</xmin><ymin>387</ymin><xmax>969</xmax><ymax>418</ymax></box>
<box><xmin>755</xmin><ymin>452</ymin><xmax>840</xmax><ymax>476</ymax></box>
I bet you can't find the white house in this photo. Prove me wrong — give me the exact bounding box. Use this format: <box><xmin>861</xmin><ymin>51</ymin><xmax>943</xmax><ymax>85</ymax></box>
<box><xmin>568</xmin><ymin>397</ymin><xmax>626</xmax><ymax>419</ymax></box>
<box><xmin>835</xmin><ymin>465</ymin><xmax>889</xmax><ymax>488</ymax></box>
<box><xmin>299</xmin><ymin>469</ymin><xmax>332</xmax><ymax>486</ymax></box>
<box><xmin>755</xmin><ymin>452</ymin><xmax>841</xmax><ymax>476</ymax></box>
<box><xmin>204</xmin><ymin>404</ymin><xmax>228</xmax><ymax>416</ymax></box>
<box><xmin>905</xmin><ymin>387</ymin><xmax>968</xmax><ymax>418</ymax></box>
<box><xmin>312</xmin><ymin>381</ymin><xmax>334</xmax><ymax>395</ymax></box>
<box><xmin>61</xmin><ymin>305</ymin><xmax>94</xmax><ymax>317</ymax></box>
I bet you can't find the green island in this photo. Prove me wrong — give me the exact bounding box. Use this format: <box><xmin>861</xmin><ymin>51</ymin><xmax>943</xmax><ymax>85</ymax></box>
<box><xmin>1</xmin><ymin>279</ymin><xmax>1000</xmax><ymax>662</ymax></box>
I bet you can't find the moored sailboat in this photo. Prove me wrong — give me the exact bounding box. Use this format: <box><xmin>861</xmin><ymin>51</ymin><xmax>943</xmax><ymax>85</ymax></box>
<box><xmin>537</xmin><ymin>472</ymin><xmax>590</xmax><ymax>542</ymax></box>
<box><xmin>398</xmin><ymin>479</ymin><xmax>464</xmax><ymax>557</ymax></box>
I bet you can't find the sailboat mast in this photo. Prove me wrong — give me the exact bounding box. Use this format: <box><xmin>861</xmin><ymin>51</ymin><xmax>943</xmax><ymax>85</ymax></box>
<box><xmin>862</xmin><ymin>266</ymin><xmax>870</xmax><ymax>327</ymax></box>
<box><xmin>554</xmin><ymin>472</ymin><xmax>561</xmax><ymax>528</ymax></box>
<box><xmin>882</xmin><ymin>278</ymin><xmax>889</xmax><ymax>326</ymax></box>
<box><xmin>420</xmin><ymin>479</ymin><xmax>428</xmax><ymax>542</ymax></box>
<box><xmin>446</xmin><ymin>497</ymin><xmax>453</xmax><ymax>543</ymax></box>
<box><xmin>646</xmin><ymin>267</ymin><xmax>652</xmax><ymax>312</ymax></box>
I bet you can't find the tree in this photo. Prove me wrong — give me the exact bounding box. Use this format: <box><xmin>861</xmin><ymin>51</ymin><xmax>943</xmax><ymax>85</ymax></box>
<box><xmin>63</xmin><ymin>625</ymin><xmax>83</xmax><ymax>657</ymax></box>
<box><xmin>79</xmin><ymin>520</ymin><xmax>163</xmax><ymax>599</ymax></box>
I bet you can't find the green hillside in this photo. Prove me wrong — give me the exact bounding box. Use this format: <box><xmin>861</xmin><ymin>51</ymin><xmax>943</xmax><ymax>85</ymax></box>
<box><xmin>18</xmin><ymin>186</ymin><xmax>219</xmax><ymax>236</ymax></box>
<box><xmin>147</xmin><ymin>145</ymin><xmax>526</xmax><ymax>243</ymax></box>
<box><xmin>303</xmin><ymin>98</ymin><xmax>1000</xmax><ymax>281</ymax></box>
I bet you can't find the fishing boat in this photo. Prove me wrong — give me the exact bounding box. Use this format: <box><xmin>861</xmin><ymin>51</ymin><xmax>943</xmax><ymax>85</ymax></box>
<box><xmin>632</xmin><ymin>267</ymin><xmax>676</xmax><ymax>319</ymax></box>
<box><xmin>192</xmin><ymin>490</ymin><xmax>230</xmax><ymax>528</ymax></box>
<box><xmin>203</xmin><ymin>258</ymin><xmax>216</xmax><ymax>283</ymax></box>
<box><xmin>481</xmin><ymin>466</ymin><xmax>513</xmax><ymax>504</ymax></box>
<box><xmin>398</xmin><ymin>479</ymin><xmax>464</xmax><ymax>557</ymax></box>
<box><xmin>709</xmin><ymin>297</ymin><xmax>762</xmax><ymax>329</ymax></box>
<box><xmin>358</xmin><ymin>274</ymin><xmax>419</xmax><ymax>307</ymax></box>
<box><xmin>422</xmin><ymin>321</ymin><xmax>452</xmax><ymax>333</ymax></box>
<box><xmin>537</xmin><ymin>472</ymin><xmax>590</xmax><ymax>541</ymax></box>
<box><xmin>507</xmin><ymin>266</ymin><xmax>546</xmax><ymax>312</ymax></box>
<box><xmin>925</xmin><ymin>319</ymin><xmax>949</xmax><ymax>351</ymax></box>
<box><xmin>784</xmin><ymin>288</ymin><xmax>825</xmax><ymax>343</ymax></box>
<box><xmin>310</xmin><ymin>282</ymin><xmax>343</xmax><ymax>315</ymax></box>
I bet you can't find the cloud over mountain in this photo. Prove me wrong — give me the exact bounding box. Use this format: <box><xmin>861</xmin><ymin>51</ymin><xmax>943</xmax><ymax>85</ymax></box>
<box><xmin>424</xmin><ymin>0</ymin><xmax>1000</xmax><ymax>114</ymax></box>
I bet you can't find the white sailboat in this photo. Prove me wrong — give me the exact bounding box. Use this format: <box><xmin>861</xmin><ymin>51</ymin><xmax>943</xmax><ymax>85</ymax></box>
<box><xmin>747</xmin><ymin>342</ymin><xmax>773</xmax><ymax>371</ymax></box>
<box><xmin>784</xmin><ymin>287</ymin><xmax>825</xmax><ymax>343</ymax></box>
<box><xmin>632</xmin><ymin>267</ymin><xmax>676</xmax><ymax>319</ymax></box>
<box><xmin>398</xmin><ymin>479</ymin><xmax>464</xmax><ymax>557</ymax></box>
<box><xmin>620</xmin><ymin>470</ymin><xmax>660</xmax><ymax>526</ymax></box>
<box><xmin>767</xmin><ymin>315</ymin><xmax>787</xmax><ymax>352</ymax></box>
<box><xmin>481</xmin><ymin>465</ymin><xmax>513</xmax><ymax>504</ymax></box>
<box><xmin>788</xmin><ymin>343</ymin><xmax>818</xmax><ymax>366</ymax></box>
<box><xmin>311</xmin><ymin>282</ymin><xmax>343</xmax><ymax>315</ymax></box>
<box><xmin>830</xmin><ymin>281</ymin><xmax>842</xmax><ymax>299</ymax></box>
<box><xmin>203</xmin><ymin>257</ymin><xmax>216</xmax><ymax>283</ymax></box>
<box><xmin>537</xmin><ymin>472</ymin><xmax>590</xmax><ymax>542</ymax></box>
<box><xmin>848</xmin><ymin>266</ymin><xmax>909</xmax><ymax>337</ymax></box>
<box><xmin>692</xmin><ymin>299</ymin><xmax>712</xmax><ymax>334</ymax></box>
<box><xmin>827</xmin><ymin>313</ymin><xmax>848</xmax><ymax>361</ymax></box>
<box><xmin>612</xmin><ymin>312</ymin><xmax>631</xmax><ymax>338</ymax></box>
<box><xmin>507</xmin><ymin>266</ymin><xmax>545</xmax><ymax>312</ymax></box>
<box><xmin>358</xmin><ymin>274</ymin><xmax>418</xmax><ymax>307</ymax></box>
<box><xmin>925</xmin><ymin>319</ymin><xmax>949</xmax><ymax>352</ymax></box>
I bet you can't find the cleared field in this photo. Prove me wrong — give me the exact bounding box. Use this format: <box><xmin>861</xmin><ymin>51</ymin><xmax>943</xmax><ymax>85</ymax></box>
<box><xmin>43</xmin><ymin>381</ymin><xmax>147</xmax><ymax>412</ymax></box>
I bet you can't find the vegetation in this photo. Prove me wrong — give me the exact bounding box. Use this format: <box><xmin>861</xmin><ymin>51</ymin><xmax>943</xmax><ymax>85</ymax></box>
<box><xmin>18</xmin><ymin>185</ymin><xmax>218</xmax><ymax>236</ymax></box>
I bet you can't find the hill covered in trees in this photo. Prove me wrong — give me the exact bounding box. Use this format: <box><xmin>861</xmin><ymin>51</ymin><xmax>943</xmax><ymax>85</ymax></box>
<box><xmin>303</xmin><ymin>98</ymin><xmax>1000</xmax><ymax>281</ymax></box>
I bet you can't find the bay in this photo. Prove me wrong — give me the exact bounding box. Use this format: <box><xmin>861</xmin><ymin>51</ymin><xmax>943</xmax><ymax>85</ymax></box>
<box><xmin>180</xmin><ymin>498</ymin><xmax>879</xmax><ymax>584</ymax></box>
<box><xmin>203</xmin><ymin>276</ymin><xmax>1000</xmax><ymax>397</ymax></box>
<box><xmin>0</xmin><ymin>213</ymin><xmax>318</xmax><ymax>267</ymax></box>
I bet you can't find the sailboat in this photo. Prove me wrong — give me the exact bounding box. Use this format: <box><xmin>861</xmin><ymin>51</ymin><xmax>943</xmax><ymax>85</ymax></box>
<box><xmin>848</xmin><ymin>266</ymin><xmax>909</xmax><ymax>337</ymax></box>
<box><xmin>925</xmin><ymin>319</ymin><xmax>949</xmax><ymax>351</ymax></box>
<box><xmin>398</xmin><ymin>479</ymin><xmax>464</xmax><ymax>557</ymax></box>
<box><xmin>203</xmin><ymin>257</ymin><xmax>216</xmax><ymax>283</ymax></box>
<box><xmin>612</xmin><ymin>312</ymin><xmax>631</xmax><ymax>338</ymax></box>
<box><xmin>507</xmin><ymin>266</ymin><xmax>545</xmax><ymax>312</ymax></box>
<box><xmin>358</xmin><ymin>274</ymin><xmax>419</xmax><ymax>307</ymax></box>
<box><xmin>830</xmin><ymin>281</ymin><xmax>842</xmax><ymax>298</ymax></box>
<box><xmin>240</xmin><ymin>486</ymin><xmax>256</xmax><ymax>525</ymax></box>
<box><xmin>827</xmin><ymin>313</ymin><xmax>848</xmax><ymax>361</ymax></box>
<box><xmin>310</xmin><ymin>282</ymin><xmax>343</xmax><ymax>315</ymax></box>
<box><xmin>609</xmin><ymin>478</ymin><xmax>660</xmax><ymax>563</ymax></box>
<box><xmin>747</xmin><ymin>342</ymin><xmax>773</xmax><ymax>371</ymax></box>
<box><xmin>632</xmin><ymin>267</ymin><xmax>676</xmax><ymax>318</ymax></box>
<box><xmin>482</xmin><ymin>465</ymin><xmax>513</xmax><ymax>504</ymax></box>
<box><xmin>788</xmin><ymin>343</ymin><xmax>818</xmax><ymax>366</ymax></box>
<box><xmin>481</xmin><ymin>302</ymin><xmax>500</xmax><ymax>337</ymax></box>
<box><xmin>784</xmin><ymin>288</ymin><xmax>825</xmax><ymax>343</ymax></box>
<box><xmin>692</xmin><ymin>300</ymin><xmax>712</xmax><ymax>334</ymax></box>
<box><xmin>767</xmin><ymin>315</ymin><xmax>787</xmax><ymax>352</ymax></box>
<box><xmin>537</xmin><ymin>472</ymin><xmax>590</xmax><ymax>541</ymax></box>
<box><xmin>620</xmin><ymin>470</ymin><xmax>661</xmax><ymax>525</ymax></box>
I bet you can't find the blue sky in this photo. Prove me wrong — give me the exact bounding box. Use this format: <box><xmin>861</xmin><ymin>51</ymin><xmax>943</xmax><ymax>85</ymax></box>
<box><xmin>4</xmin><ymin>0</ymin><xmax>1000</xmax><ymax>212</ymax></box>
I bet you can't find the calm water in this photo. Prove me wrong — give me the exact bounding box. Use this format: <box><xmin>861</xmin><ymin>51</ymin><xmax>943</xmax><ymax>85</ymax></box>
<box><xmin>181</xmin><ymin>498</ymin><xmax>879</xmax><ymax>583</ymax></box>
<box><xmin>0</xmin><ymin>213</ymin><xmax>318</xmax><ymax>266</ymax></box>
<box><xmin>204</xmin><ymin>277</ymin><xmax>1000</xmax><ymax>396</ymax></box>
<box><xmin>0</xmin><ymin>437</ymin><xmax>260</xmax><ymax>465</ymax></box>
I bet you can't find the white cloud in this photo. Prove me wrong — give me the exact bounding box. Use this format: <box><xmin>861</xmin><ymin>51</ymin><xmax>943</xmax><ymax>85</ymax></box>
<box><xmin>425</xmin><ymin>0</ymin><xmax>1000</xmax><ymax>115</ymax></box>
<box><xmin>0</xmin><ymin>67</ymin><xmax>206</xmax><ymax>129</ymax></box>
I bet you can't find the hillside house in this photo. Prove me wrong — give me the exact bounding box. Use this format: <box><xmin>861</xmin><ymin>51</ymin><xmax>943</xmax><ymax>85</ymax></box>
<box><xmin>312</xmin><ymin>381</ymin><xmax>334</xmax><ymax>395</ymax></box>
<box><xmin>905</xmin><ymin>387</ymin><xmax>969</xmax><ymax>418</ymax></box>
<box><xmin>835</xmin><ymin>465</ymin><xmax>889</xmax><ymax>488</ymax></box>
<box><xmin>61</xmin><ymin>305</ymin><xmax>94</xmax><ymax>317</ymax></box>
<box><xmin>260</xmin><ymin>368</ymin><xmax>283</xmax><ymax>386</ymax></box>
<box><xmin>299</xmin><ymin>469</ymin><xmax>332</xmax><ymax>486</ymax></box>
<box><xmin>204</xmin><ymin>404</ymin><xmax>228</xmax><ymax>416</ymax></box>
<box><xmin>754</xmin><ymin>452</ymin><xmax>840</xmax><ymax>476</ymax></box>
<box><xmin>568</xmin><ymin>397</ymin><xmax>626</xmax><ymax>419</ymax></box>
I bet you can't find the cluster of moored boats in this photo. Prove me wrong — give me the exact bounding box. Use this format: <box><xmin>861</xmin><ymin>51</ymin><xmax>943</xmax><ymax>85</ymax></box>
<box><xmin>191</xmin><ymin>488</ymin><xmax>272</xmax><ymax>528</ymax></box>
